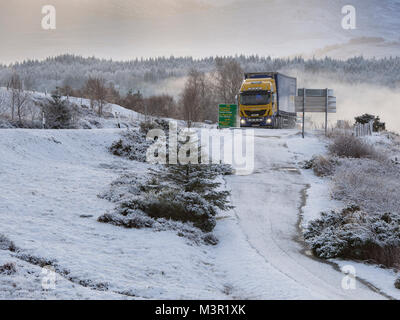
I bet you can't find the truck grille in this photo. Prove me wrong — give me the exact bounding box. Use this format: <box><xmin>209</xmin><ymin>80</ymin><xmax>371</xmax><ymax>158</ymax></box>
<box><xmin>244</xmin><ymin>110</ymin><xmax>266</xmax><ymax>117</ymax></box>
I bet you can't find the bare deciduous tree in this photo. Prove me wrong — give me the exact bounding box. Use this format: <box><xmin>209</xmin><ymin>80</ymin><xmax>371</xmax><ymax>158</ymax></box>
<box><xmin>5</xmin><ymin>73</ymin><xmax>31</xmax><ymax>124</ymax></box>
<box><xmin>7</xmin><ymin>73</ymin><xmax>22</xmax><ymax>121</ymax></box>
<box><xmin>213</xmin><ymin>58</ymin><xmax>243</xmax><ymax>104</ymax></box>
<box><xmin>145</xmin><ymin>94</ymin><xmax>177</xmax><ymax>119</ymax></box>
<box><xmin>181</xmin><ymin>69</ymin><xmax>212</xmax><ymax>127</ymax></box>
<box><xmin>84</xmin><ymin>77</ymin><xmax>107</xmax><ymax>116</ymax></box>
<box><xmin>15</xmin><ymin>91</ymin><xmax>30</xmax><ymax>124</ymax></box>
<box><xmin>26</xmin><ymin>102</ymin><xmax>41</xmax><ymax>125</ymax></box>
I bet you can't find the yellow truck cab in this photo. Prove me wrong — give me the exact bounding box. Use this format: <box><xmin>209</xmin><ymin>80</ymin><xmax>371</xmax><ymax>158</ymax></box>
<box><xmin>238</xmin><ymin>72</ymin><xmax>297</xmax><ymax>128</ymax></box>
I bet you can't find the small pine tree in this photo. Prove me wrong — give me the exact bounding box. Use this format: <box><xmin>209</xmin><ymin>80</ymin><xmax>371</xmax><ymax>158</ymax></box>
<box><xmin>43</xmin><ymin>94</ymin><xmax>73</xmax><ymax>129</ymax></box>
<box><xmin>145</xmin><ymin>160</ymin><xmax>233</xmax><ymax>232</ymax></box>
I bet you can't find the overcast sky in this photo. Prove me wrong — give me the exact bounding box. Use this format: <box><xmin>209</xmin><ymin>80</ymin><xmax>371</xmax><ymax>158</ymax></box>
<box><xmin>1</xmin><ymin>0</ymin><xmax>399</xmax><ymax>64</ymax></box>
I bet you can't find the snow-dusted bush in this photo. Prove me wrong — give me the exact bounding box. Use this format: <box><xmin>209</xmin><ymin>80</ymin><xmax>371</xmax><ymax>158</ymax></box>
<box><xmin>0</xmin><ymin>262</ymin><xmax>17</xmax><ymax>275</ymax></box>
<box><xmin>0</xmin><ymin>234</ymin><xmax>17</xmax><ymax>252</ymax></box>
<box><xmin>303</xmin><ymin>156</ymin><xmax>336</xmax><ymax>177</ymax></box>
<box><xmin>16</xmin><ymin>253</ymin><xmax>56</xmax><ymax>268</ymax></box>
<box><xmin>99</xmin><ymin>162</ymin><xmax>232</xmax><ymax>234</ymax></box>
<box><xmin>395</xmin><ymin>277</ymin><xmax>400</xmax><ymax>289</ymax></box>
<box><xmin>332</xmin><ymin>158</ymin><xmax>400</xmax><ymax>215</ymax></box>
<box><xmin>328</xmin><ymin>134</ymin><xmax>378</xmax><ymax>159</ymax></box>
<box><xmin>313</xmin><ymin>156</ymin><xmax>336</xmax><ymax>177</ymax></box>
<box><xmin>304</xmin><ymin>206</ymin><xmax>400</xmax><ymax>268</ymax></box>
<box><xmin>98</xmin><ymin>211</ymin><xmax>155</xmax><ymax>229</ymax></box>
<box><xmin>99</xmin><ymin>177</ymin><xmax>221</xmax><ymax>244</ymax></box>
<box><xmin>0</xmin><ymin>118</ymin><xmax>14</xmax><ymax>129</ymax></box>
<box><xmin>110</xmin><ymin>119</ymin><xmax>171</xmax><ymax>162</ymax></box>
<box><xmin>140</xmin><ymin>119</ymin><xmax>170</xmax><ymax>134</ymax></box>
<box><xmin>98</xmin><ymin>211</ymin><xmax>217</xmax><ymax>245</ymax></box>
<box><xmin>99</xmin><ymin>163</ymin><xmax>232</xmax><ymax>242</ymax></box>
<box><xmin>109</xmin><ymin>129</ymin><xmax>151</xmax><ymax>162</ymax></box>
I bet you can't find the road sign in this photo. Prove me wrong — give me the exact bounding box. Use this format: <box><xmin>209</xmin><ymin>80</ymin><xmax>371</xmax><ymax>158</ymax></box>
<box><xmin>218</xmin><ymin>104</ymin><xmax>238</xmax><ymax>128</ymax></box>
<box><xmin>296</xmin><ymin>88</ymin><xmax>337</xmax><ymax>138</ymax></box>
<box><xmin>298</xmin><ymin>89</ymin><xmax>334</xmax><ymax>97</ymax></box>
<box><xmin>295</xmin><ymin>96</ymin><xmax>336</xmax><ymax>113</ymax></box>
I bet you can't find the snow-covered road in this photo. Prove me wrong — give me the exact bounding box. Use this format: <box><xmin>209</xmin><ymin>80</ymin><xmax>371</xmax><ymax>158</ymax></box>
<box><xmin>0</xmin><ymin>128</ymin><xmax>389</xmax><ymax>299</ymax></box>
<box><xmin>224</xmin><ymin>129</ymin><xmax>387</xmax><ymax>299</ymax></box>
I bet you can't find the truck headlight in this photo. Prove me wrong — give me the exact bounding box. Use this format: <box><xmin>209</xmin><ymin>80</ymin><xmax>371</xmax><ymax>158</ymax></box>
<box><xmin>240</xmin><ymin>119</ymin><xmax>246</xmax><ymax>124</ymax></box>
<box><xmin>266</xmin><ymin>118</ymin><xmax>272</xmax><ymax>124</ymax></box>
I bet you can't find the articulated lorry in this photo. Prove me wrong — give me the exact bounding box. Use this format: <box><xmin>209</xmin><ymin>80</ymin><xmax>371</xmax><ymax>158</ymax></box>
<box><xmin>238</xmin><ymin>72</ymin><xmax>297</xmax><ymax>128</ymax></box>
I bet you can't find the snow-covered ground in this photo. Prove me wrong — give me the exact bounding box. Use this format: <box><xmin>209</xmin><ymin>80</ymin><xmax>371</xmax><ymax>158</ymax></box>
<box><xmin>0</xmin><ymin>87</ymin><xmax>143</xmax><ymax>129</ymax></box>
<box><xmin>0</xmin><ymin>127</ymin><xmax>396</xmax><ymax>299</ymax></box>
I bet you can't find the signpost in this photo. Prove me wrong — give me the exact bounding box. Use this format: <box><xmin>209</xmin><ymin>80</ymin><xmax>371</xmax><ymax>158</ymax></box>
<box><xmin>295</xmin><ymin>89</ymin><xmax>337</xmax><ymax>137</ymax></box>
<box><xmin>302</xmin><ymin>88</ymin><xmax>306</xmax><ymax>138</ymax></box>
<box><xmin>218</xmin><ymin>104</ymin><xmax>238</xmax><ymax>129</ymax></box>
<box><xmin>325</xmin><ymin>88</ymin><xmax>328</xmax><ymax>135</ymax></box>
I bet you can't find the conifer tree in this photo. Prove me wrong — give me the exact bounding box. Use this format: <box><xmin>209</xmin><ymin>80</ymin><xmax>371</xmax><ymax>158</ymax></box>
<box><xmin>111</xmin><ymin>133</ymin><xmax>233</xmax><ymax>232</ymax></box>
<box><xmin>42</xmin><ymin>94</ymin><xmax>73</xmax><ymax>129</ymax></box>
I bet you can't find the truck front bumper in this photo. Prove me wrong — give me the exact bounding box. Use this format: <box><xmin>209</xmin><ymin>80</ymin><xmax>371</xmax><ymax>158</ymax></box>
<box><xmin>240</xmin><ymin>117</ymin><xmax>274</xmax><ymax>127</ymax></box>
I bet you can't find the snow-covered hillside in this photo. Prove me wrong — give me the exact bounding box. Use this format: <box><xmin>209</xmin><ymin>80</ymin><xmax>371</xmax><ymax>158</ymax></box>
<box><xmin>0</xmin><ymin>87</ymin><xmax>142</xmax><ymax>129</ymax></box>
<box><xmin>0</xmin><ymin>127</ymin><xmax>396</xmax><ymax>299</ymax></box>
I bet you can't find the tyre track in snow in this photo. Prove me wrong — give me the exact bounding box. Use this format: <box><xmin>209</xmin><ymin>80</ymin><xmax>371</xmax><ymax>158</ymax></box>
<box><xmin>225</xmin><ymin>129</ymin><xmax>387</xmax><ymax>300</ymax></box>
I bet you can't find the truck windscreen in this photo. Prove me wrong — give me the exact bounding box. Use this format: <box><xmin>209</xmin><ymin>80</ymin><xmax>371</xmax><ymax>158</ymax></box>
<box><xmin>240</xmin><ymin>92</ymin><xmax>271</xmax><ymax>106</ymax></box>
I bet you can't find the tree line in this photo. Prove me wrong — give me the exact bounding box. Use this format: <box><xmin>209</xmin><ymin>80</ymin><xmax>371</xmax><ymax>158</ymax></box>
<box><xmin>0</xmin><ymin>58</ymin><xmax>244</xmax><ymax>126</ymax></box>
<box><xmin>53</xmin><ymin>58</ymin><xmax>244</xmax><ymax>124</ymax></box>
<box><xmin>1</xmin><ymin>54</ymin><xmax>399</xmax><ymax>96</ymax></box>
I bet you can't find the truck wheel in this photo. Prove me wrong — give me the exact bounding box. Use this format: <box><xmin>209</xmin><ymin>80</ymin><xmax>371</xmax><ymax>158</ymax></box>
<box><xmin>273</xmin><ymin>118</ymin><xmax>278</xmax><ymax>129</ymax></box>
<box><xmin>275</xmin><ymin>117</ymin><xmax>282</xmax><ymax>129</ymax></box>
<box><xmin>291</xmin><ymin>118</ymin><xmax>297</xmax><ymax>129</ymax></box>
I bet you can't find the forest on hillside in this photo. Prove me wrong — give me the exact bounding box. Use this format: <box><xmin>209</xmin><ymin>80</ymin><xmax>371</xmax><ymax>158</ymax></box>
<box><xmin>1</xmin><ymin>55</ymin><xmax>400</xmax><ymax>96</ymax></box>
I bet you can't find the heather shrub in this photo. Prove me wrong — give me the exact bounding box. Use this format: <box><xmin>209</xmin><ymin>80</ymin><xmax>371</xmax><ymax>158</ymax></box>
<box><xmin>312</xmin><ymin>156</ymin><xmax>336</xmax><ymax>177</ymax></box>
<box><xmin>332</xmin><ymin>158</ymin><xmax>400</xmax><ymax>215</ymax></box>
<box><xmin>328</xmin><ymin>134</ymin><xmax>377</xmax><ymax>159</ymax></box>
